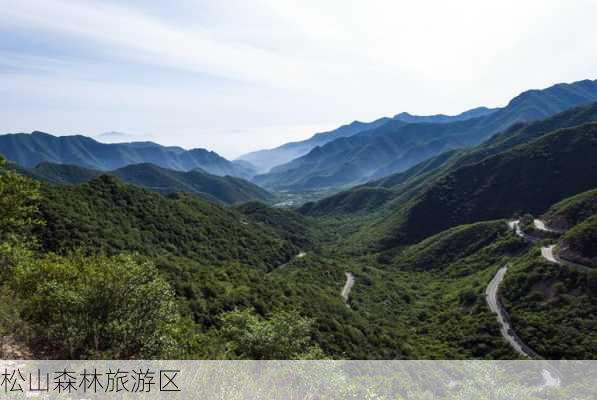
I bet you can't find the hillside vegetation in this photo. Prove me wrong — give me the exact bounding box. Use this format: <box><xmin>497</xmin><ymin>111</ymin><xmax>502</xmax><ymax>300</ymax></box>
<box><xmin>301</xmin><ymin>102</ymin><xmax>597</xmax><ymax>218</ymax></box>
<box><xmin>372</xmin><ymin>122</ymin><xmax>597</xmax><ymax>248</ymax></box>
<box><xmin>38</xmin><ymin>175</ymin><xmax>296</xmax><ymax>270</ymax></box>
<box><xmin>543</xmin><ymin>188</ymin><xmax>597</xmax><ymax>229</ymax></box>
<box><xmin>560</xmin><ymin>215</ymin><xmax>597</xmax><ymax>266</ymax></box>
<box><xmin>3</xmin><ymin>80</ymin><xmax>597</xmax><ymax>361</ymax></box>
<box><xmin>20</xmin><ymin>162</ymin><xmax>273</xmax><ymax>205</ymax></box>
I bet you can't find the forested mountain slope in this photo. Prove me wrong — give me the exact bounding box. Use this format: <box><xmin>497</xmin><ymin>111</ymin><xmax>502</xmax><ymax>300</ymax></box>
<box><xmin>301</xmin><ymin>102</ymin><xmax>597</xmax><ymax>218</ymax></box>
<box><xmin>240</xmin><ymin>106</ymin><xmax>499</xmax><ymax>174</ymax></box>
<box><xmin>0</xmin><ymin>131</ymin><xmax>254</xmax><ymax>178</ymax></box>
<box><xmin>257</xmin><ymin>79</ymin><xmax>597</xmax><ymax>190</ymax></box>
<box><xmin>18</xmin><ymin>161</ymin><xmax>272</xmax><ymax>205</ymax></box>
<box><xmin>37</xmin><ymin>175</ymin><xmax>296</xmax><ymax>269</ymax></box>
<box><xmin>373</xmin><ymin>122</ymin><xmax>597</xmax><ymax>248</ymax></box>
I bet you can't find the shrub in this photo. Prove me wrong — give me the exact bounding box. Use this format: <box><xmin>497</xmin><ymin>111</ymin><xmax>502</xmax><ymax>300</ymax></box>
<box><xmin>11</xmin><ymin>252</ymin><xmax>181</xmax><ymax>359</ymax></box>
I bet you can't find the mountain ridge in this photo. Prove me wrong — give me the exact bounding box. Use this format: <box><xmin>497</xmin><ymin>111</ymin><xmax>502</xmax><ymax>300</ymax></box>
<box><xmin>256</xmin><ymin>79</ymin><xmax>597</xmax><ymax>191</ymax></box>
<box><xmin>0</xmin><ymin>131</ymin><xmax>255</xmax><ymax>179</ymax></box>
<box><xmin>19</xmin><ymin>161</ymin><xmax>272</xmax><ymax>205</ymax></box>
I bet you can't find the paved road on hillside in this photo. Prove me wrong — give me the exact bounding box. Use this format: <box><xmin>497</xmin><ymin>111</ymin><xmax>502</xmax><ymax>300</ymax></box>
<box><xmin>541</xmin><ymin>245</ymin><xmax>558</xmax><ymax>263</ymax></box>
<box><xmin>509</xmin><ymin>219</ymin><xmax>592</xmax><ymax>271</ymax></box>
<box><xmin>341</xmin><ymin>272</ymin><xmax>355</xmax><ymax>305</ymax></box>
<box><xmin>276</xmin><ymin>251</ymin><xmax>307</xmax><ymax>270</ymax></box>
<box><xmin>533</xmin><ymin>219</ymin><xmax>561</xmax><ymax>233</ymax></box>
<box><xmin>508</xmin><ymin>220</ymin><xmax>540</xmax><ymax>241</ymax></box>
<box><xmin>485</xmin><ymin>266</ymin><xmax>536</xmax><ymax>358</ymax></box>
<box><xmin>541</xmin><ymin>244</ymin><xmax>591</xmax><ymax>272</ymax></box>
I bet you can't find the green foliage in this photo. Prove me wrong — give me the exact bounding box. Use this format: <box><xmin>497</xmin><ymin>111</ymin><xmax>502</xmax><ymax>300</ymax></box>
<box><xmin>0</xmin><ymin>157</ymin><xmax>42</xmax><ymax>243</ymax></box>
<box><xmin>19</xmin><ymin>161</ymin><xmax>272</xmax><ymax>205</ymax></box>
<box><xmin>588</xmin><ymin>270</ymin><xmax>597</xmax><ymax>297</ymax></box>
<box><xmin>376</xmin><ymin>122</ymin><xmax>597</xmax><ymax>247</ymax></box>
<box><xmin>397</xmin><ymin>221</ymin><xmax>509</xmax><ymax>270</ymax></box>
<box><xmin>501</xmin><ymin>253</ymin><xmax>597</xmax><ymax>359</ymax></box>
<box><xmin>520</xmin><ymin>214</ymin><xmax>534</xmax><ymax>230</ymax></box>
<box><xmin>11</xmin><ymin>252</ymin><xmax>181</xmax><ymax>359</ymax></box>
<box><xmin>543</xmin><ymin>188</ymin><xmax>597</xmax><ymax>228</ymax></box>
<box><xmin>38</xmin><ymin>175</ymin><xmax>297</xmax><ymax>270</ymax></box>
<box><xmin>217</xmin><ymin>309</ymin><xmax>325</xmax><ymax>359</ymax></box>
<box><xmin>562</xmin><ymin>214</ymin><xmax>597</xmax><ymax>260</ymax></box>
<box><xmin>236</xmin><ymin>201</ymin><xmax>317</xmax><ymax>249</ymax></box>
<box><xmin>299</xmin><ymin>187</ymin><xmax>395</xmax><ymax>216</ymax></box>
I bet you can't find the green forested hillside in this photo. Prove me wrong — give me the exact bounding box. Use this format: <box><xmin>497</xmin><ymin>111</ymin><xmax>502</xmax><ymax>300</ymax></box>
<box><xmin>0</xmin><ymin>156</ymin><xmax>525</xmax><ymax>360</ymax></box>
<box><xmin>543</xmin><ymin>188</ymin><xmax>597</xmax><ymax>229</ymax></box>
<box><xmin>3</xmin><ymin>82</ymin><xmax>597</xmax><ymax>361</ymax></box>
<box><xmin>17</xmin><ymin>161</ymin><xmax>102</xmax><ymax>184</ymax></box>
<box><xmin>396</xmin><ymin>221</ymin><xmax>513</xmax><ymax>271</ymax></box>
<box><xmin>235</xmin><ymin>202</ymin><xmax>317</xmax><ymax>249</ymax></box>
<box><xmin>501</xmin><ymin>250</ymin><xmax>597</xmax><ymax>359</ymax></box>
<box><xmin>370</xmin><ymin>122</ymin><xmax>597</xmax><ymax>248</ymax></box>
<box><xmin>301</xmin><ymin>102</ymin><xmax>597</xmax><ymax>218</ymax></box>
<box><xmin>20</xmin><ymin>161</ymin><xmax>273</xmax><ymax>205</ymax></box>
<box><xmin>560</xmin><ymin>215</ymin><xmax>597</xmax><ymax>265</ymax></box>
<box><xmin>38</xmin><ymin>175</ymin><xmax>296</xmax><ymax>270</ymax></box>
<box><xmin>299</xmin><ymin>187</ymin><xmax>394</xmax><ymax>216</ymax></box>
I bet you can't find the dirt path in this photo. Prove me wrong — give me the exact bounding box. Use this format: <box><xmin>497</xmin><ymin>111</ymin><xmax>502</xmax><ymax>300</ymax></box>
<box><xmin>341</xmin><ymin>272</ymin><xmax>355</xmax><ymax>305</ymax></box>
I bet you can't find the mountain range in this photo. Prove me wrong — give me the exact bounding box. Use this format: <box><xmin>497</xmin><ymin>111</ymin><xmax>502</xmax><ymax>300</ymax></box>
<box><xmin>0</xmin><ymin>131</ymin><xmax>256</xmax><ymax>178</ymax></box>
<box><xmin>17</xmin><ymin>161</ymin><xmax>272</xmax><ymax>205</ymax></box>
<box><xmin>238</xmin><ymin>106</ymin><xmax>498</xmax><ymax>173</ymax></box>
<box><xmin>3</xmin><ymin>77</ymin><xmax>597</xmax><ymax>361</ymax></box>
<box><xmin>254</xmin><ymin>79</ymin><xmax>597</xmax><ymax>191</ymax></box>
<box><xmin>301</xmin><ymin>101</ymin><xmax>597</xmax><ymax>249</ymax></box>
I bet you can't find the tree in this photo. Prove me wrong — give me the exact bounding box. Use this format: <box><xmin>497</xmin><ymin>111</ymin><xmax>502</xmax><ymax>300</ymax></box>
<box><xmin>0</xmin><ymin>157</ymin><xmax>42</xmax><ymax>243</ymax></box>
<box><xmin>11</xmin><ymin>252</ymin><xmax>182</xmax><ymax>359</ymax></box>
<box><xmin>218</xmin><ymin>309</ymin><xmax>326</xmax><ymax>359</ymax></box>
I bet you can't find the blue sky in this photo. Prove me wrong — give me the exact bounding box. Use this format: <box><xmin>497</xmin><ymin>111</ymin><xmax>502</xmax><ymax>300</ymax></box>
<box><xmin>1</xmin><ymin>0</ymin><xmax>596</xmax><ymax>158</ymax></box>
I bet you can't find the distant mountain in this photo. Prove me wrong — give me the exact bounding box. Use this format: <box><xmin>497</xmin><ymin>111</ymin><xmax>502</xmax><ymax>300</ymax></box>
<box><xmin>300</xmin><ymin>101</ymin><xmax>597</xmax><ymax>251</ymax></box>
<box><xmin>237</xmin><ymin>118</ymin><xmax>393</xmax><ymax>173</ymax></box>
<box><xmin>239</xmin><ymin>106</ymin><xmax>497</xmax><ymax>174</ymax></box>
<box><xmin>256</xmin><ymin>79</ymin><xmax>597</xmax><ymax>191</ymax></box>
<box><xmin>0</xmin><ymin>131</ymin><xmax>254</xmax><ymax>178</ymax></box>
<box><xmin>393</xmin><ymin>107</ymin><xmax>498</xmax><ymax>124</ymax></box>
<box><xmin>20</xmin><ymin>162</ymin><xmax>272</xmax><ymax>205</ymax></box>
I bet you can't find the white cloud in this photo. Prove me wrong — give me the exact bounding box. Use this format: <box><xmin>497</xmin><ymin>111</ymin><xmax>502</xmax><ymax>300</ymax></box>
<box><xmin>1</xmin><ymin>0</ymin><xmax>596</xmax><ymax>157</ymax></box>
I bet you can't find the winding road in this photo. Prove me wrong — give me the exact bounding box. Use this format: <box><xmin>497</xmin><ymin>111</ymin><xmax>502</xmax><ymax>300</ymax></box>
<box><xmin>509</xmin><ymin>218</ymin><xmax>592</xmax><ymax>271</ymax></box>
<box><xmin>533</xmin><ymin>219</ymin><xmax>560</xmax><ymax>233</ymax></box>
<box><xmin>492</xmin><ymin>218</ymin><xmax>593</xmax><ymax>361</ymax></box>
<box><xmin>508</xmin><ymin>220</ymin><xmax>539</xmax><ymax>242</ymax></box>
<box><xmin>541</xmin><ymin>245</ymin><xmax>558</xmax><ymax>263</ymax></box>
<box><xmin>486</xmin><ymin>266</ymin><xmax>536</xmax><ymax>358</ymax></box>
<box><xmin>341</xmin><ymin>272</ymin><xmax>355</xmax><ymax>305</ymax></box>
<box><xmin>541</xmin><ymin>244</ymin><xmax>591</xmax><ymax>272</ymax></box>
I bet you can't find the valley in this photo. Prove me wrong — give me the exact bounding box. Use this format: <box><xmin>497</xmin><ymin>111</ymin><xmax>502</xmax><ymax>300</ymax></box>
<box><xmin>0</xmin><ymin>79</ymin><xmax>596</xmax><ymax>360</ymax></box>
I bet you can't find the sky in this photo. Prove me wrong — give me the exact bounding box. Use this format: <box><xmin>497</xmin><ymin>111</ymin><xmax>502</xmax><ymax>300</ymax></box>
<box><xmin>1</xmin><ymin>0</ymin><xmax>596</xmax><ymax>158</ymax></box>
